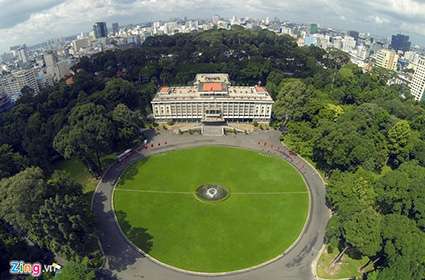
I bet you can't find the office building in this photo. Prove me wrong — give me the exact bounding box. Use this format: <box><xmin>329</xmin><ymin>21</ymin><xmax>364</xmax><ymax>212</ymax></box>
<box><xmin>71</xmin><ymin>37</ymin><xmax>90</xmax><ymax>53</ymax></box>
<box><xmin>151</xmin><ymin>73</ymin><xmax>274</xmax><ymax>124</ymax></box>
<box><xmin>310</xmin><ymin>24</ymin><xmax>318</xmax><ymax>34</ymax></box>
<box><xmin>93</xmin><ymin>22</ymin><xmax>108</xmax><ymax>39</ymax></box>
<box><xmin>342</xmin><ymin>36</ymin><xmax>356</xmax><ymax>51</ymax></box>
<box><xmin>390</xmin><ymin>34</ymin><xmax>411</xmax><ymax>52</ymax></box>
<box><xmin>44</xmin><ymin>51</ymin><xmax>71</xmax><ymax>82</ymax></box>
<box><xmin>0</xmin><ymin>69</ymin><xmax>40</xmax><ymax>101</ymax></box>
<box><xmin>375</xmin><ymin>49</ymin><xmax>399</xmax><ymax>71</ymax></box>
<box><xmin>304</xmin><ymin>36</ymin><xmax>318</xmax><ymax>47</ymax></box>
<box><xmin>112</xmin><ymin>22</ymin><xmax>119</xmax><ymax>35</ymax></box>
<box><xmin>348</xmin><ymin>30</ymin><xmax>359</xmax><ymax>41</ymax></box>
<box><xmin>17</xmin><ymin>46</ymin><xmax>29</xmax><ymax>64</ymax></box>
<box><xmin>410</xmin><ymin>56</ymin><xmax>425</xmax><ymax>101</ymax></box>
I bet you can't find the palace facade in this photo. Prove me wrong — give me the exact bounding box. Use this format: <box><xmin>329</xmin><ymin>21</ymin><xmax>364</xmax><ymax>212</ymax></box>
<box><xmin>151</xmin><ymin>73</ymin><xmax>274</xmax><ymax>124</ymax></box>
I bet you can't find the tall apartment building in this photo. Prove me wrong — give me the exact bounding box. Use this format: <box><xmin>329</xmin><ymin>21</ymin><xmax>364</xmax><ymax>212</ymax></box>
<box><xmin>342</xmin><ymin>36</ymin><xmax>356</xmax><ymax>52</ymax></box>
<box><xmin>390</xmin><ymin>34</ymin><xmax>411</xmax><ymax>53</ymax></box>
<box><xmin>151</xmin><ymin>73</ymin><xmax>274</xmax><ymax>124</ymax></box>
<box><xmin>44</xmin><ymin>51</ymin><xmax>71</xmax><ymax>82</ymax></box>
<box><xmin>375</xmin><ymin>49</ymin><xmax>399</xmax><ymax>71</ymax></box>
<box><xmin>310</xmin><ymin>23</ymin><xmax>318</xmax><ymax>34</ymax></box>
<box><xmin>0</xmin><ymin>69</ymin><xmax>40</xmax><ymax>101</ymax></box>
<box><xmin>410</xmin><ymin>56</ymin><xmax>425</xmax><ymax>101</ymax></box>
<box><xmin>93</xmin><ymin>22</ymin><xmax>108</xmax><ymax>39</ymax></box>
<box><xmin>71</xmin><ymin>37</ymin><xmax>90</xmax><ymax>53</ymax></box>
<box><xmin>112</xmin><ymin>23</ymin><xmax>119</xmax><ymax>35</ymax></box>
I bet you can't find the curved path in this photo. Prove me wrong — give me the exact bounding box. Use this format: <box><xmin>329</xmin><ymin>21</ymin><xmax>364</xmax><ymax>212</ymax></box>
<box><xmin>93</xmin><ymin>130</ymin><xmax>330</xmax><ymax>280</ymax></box>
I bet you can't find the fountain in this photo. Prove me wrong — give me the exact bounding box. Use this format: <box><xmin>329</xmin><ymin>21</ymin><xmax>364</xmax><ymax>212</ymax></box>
<box><xmin>196</xmin><ymin>184</ymin><xmax>229</xmax><ymax>201</ymax></box>
<box><xmin>206</xmin><ymin>187</ymin><xmax>218</xmax><ymax>198</ymax></box>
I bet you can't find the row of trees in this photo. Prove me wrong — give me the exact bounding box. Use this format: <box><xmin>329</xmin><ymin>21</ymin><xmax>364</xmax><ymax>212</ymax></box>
<box><xmin>274</xmin><ymin>63</ymin><xmax>425</xmax><ymax>279</ymax></box>
<box><xmin>0</xmin><ymin>168</ymin><xmax>100</xmax><ymax>278</ymax></box>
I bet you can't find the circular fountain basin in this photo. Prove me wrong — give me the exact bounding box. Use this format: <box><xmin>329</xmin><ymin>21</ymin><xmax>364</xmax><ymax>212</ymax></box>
<box><xmin>195</xmin><ymin>184</ymin><xmax>229</xmax><ymax>202</ymax></box>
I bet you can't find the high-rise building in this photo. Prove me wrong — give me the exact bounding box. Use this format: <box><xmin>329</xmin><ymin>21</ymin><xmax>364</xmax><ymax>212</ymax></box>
<box><xmin>390</xmin><ymin>34</ymin><xmax>411</xmax><ymax>52</ymax></box>
<box><xmin>410</xmin><ymin>56</ymin><xmax>425</xmax><ymax>101</ymax></box>
<box><xmin>332</xmin><ymin>36</ymin><xmax>343</xmax><ymax>49</ymax></box>
<box><xmin>93</xmin><ymin>22</ymin><xmax>108</xmax><ymax>39</ymax></box>
<box><xmin>375</xmin><ymin>49</ymin><xmax>399</xmax><ymax>71</ymax></box>
<box><xmin>71</xmin><ymin>37</ymin><xmax>90</xmax><ymax>53</ymax></box>
<box><xmin>347</xmin><ymin>30</ymin><xmax>359</xmax><ymax>41</ymax></box>
<box><xmin>0</xmin><ymin>69</ymin><xmax>40</xmax><ymax>101</ymax></box>
<box><xmin>44</xmin><ymin>51</ymin><xmax>71</xmax><ymax>82</ymax></box>
<box><xmin>112</xmin><ymin>22</ymin><xmax>119</xmax><ymax>35</ymax></box>
<box><xmin>342</xmin><ymin>36</ymin><xmax>356</xmax><ymax>51</ymax></box>
<box><xmin>212</xmin><ymin>15</ymin><xmax>220</xmax><ymax>25</ymax></box>
<box><xmin>17</xmin><ymin>46</ymin><xmax>29</xmax><ymax>64</ymax></box>
<box><xmin>310</xmin><ymin>23</ymin><xmax>318</xmax><ymax>34</ymax></box>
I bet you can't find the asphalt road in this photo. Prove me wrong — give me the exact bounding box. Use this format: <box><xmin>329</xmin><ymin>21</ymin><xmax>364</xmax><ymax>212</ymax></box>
<box><xmin>92</xmin><ymin>130</ymin><xmax>330</xmax><ymax>280</ymax></box>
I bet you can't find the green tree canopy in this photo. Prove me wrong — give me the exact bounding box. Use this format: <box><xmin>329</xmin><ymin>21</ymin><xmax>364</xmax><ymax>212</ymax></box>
<box><xmin>54</xmin><ymin>103</ymin><xmax>114</xmax><ymax>175</ymax></box>
<box><xmin>55</xmin><ymin>260</ymin><xmax>95</xmax><ymax>280</ymax></box>
<box><xmin>0</xmin><ymin>144</ymin><xmax>27</xmax><ymax>179</ymax></box>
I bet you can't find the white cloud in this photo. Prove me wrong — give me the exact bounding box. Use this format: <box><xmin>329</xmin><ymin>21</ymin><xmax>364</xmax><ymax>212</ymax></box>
<box><xmin>370</xmin><ymin>15</ymin><xmax>389</xmax><ymax>24</ymax></box>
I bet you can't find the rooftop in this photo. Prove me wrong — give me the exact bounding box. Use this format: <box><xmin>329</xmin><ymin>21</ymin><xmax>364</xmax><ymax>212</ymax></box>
<box><xmin>153</xmin><ymin>73</ymin><xmax>273</xmax><ymax>102</ymax></box>
<box><xmin>195</xmin><ymin>73</ymin><xmax>230</xmax><ymax>84</ymax></box>
<box><xmin>201</xmin><ymin>82</ymin><xmax>224</xmax><ymax>92</ymax></box>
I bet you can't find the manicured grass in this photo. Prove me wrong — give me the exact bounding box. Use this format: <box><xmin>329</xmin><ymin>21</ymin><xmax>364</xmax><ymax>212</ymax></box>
<box><xmin>114</xmin><ymin>146</ymin><xmax>309</xmax><ymax>273</ymax></box>
<box><xmin>55</xmin><ymin>158</ymin><xmax>97</xmax><ymax>193</ymax></box>
<box><xmin>55</xmin><ymin>154</ymin><xmax>117</xmax><ymax>194</ymax></box>
<box><xmin>317</xmin><ymin>247</ymin><xmax>370</xmax><ymax>279</ymax></box>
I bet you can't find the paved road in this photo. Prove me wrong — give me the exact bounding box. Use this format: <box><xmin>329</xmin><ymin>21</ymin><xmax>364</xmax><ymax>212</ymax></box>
<box><xmin>93</xmin><ymin>130</ymin><xmax>330</xmax><ymax>280</ymax></box>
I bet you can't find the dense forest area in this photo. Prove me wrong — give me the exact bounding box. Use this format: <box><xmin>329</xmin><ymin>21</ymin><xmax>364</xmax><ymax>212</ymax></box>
<box><xmin>0</xmin><ymin>26</ymin><xmax>424</xmax><ymax>279</ymax></box>
<box><xmin>275</xmin><ymin>64</ymin><xmax>425</xmax><ymax>279</ymax></box>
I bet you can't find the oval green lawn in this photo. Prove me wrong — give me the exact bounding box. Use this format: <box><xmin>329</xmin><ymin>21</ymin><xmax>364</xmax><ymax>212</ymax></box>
<box><xmin>113</xmin><ymin>146</ymin><xmax>309</xmax><ymax>273</ymax></box>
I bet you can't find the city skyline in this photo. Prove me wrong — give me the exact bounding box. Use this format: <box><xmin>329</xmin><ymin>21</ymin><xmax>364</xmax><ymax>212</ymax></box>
<box><xmin>1</xmin><ymin>0</ymin><xmax>425</xmax><ymax>53</ymax></box>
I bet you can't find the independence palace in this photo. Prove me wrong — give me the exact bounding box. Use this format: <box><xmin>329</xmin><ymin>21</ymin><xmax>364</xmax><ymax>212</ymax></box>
<box><xmin>151</xmin><ymin>73</ymin><xmax>274</xmax><ymax>124</ymax></box>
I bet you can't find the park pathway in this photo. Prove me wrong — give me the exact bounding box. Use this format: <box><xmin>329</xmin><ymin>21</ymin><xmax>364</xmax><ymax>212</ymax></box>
<box><xmin>92</xmin><ymin>130</ymin><xmax>330</xmax><ymax>280</ymax></box>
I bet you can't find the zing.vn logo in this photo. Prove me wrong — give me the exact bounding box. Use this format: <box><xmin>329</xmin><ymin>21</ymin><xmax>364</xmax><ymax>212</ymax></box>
<box><xmin>9</xmin><ymin>260</ymin><xmax>62</xmax><ymax>277</ymax></box>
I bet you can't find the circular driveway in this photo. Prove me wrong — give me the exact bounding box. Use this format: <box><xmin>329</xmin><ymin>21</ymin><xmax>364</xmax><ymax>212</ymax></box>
<box><xmin>92</xmin><ymin>130</ymin><xmax>330</xmax><ymax>280</ymax></box>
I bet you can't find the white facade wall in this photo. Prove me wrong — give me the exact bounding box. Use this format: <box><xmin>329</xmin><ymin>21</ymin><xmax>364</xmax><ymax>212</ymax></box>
<box><xmin>152</xmin><ymin>100</ymin><xmax>273</xmax><ymax>122</ymax></box>
<box><xmin>410</xmin><ymin>57</ymin><xmax>425</xmax><ymax>101</ymax></box>
<box><xmin>0</xmin><ymin>69</ymin><xmax>40</xmax><ymax>101</ymax></box>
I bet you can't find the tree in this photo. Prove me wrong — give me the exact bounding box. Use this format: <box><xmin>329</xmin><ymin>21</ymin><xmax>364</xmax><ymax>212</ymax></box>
<box><xmin>0</xmin><ymin>168</ymin><xmax>96</xmax><ymax>259</ymax></box>
<box><xmin>55</xmin><ymin>260</ymin><xmax>95</xmax><ymax>280</ymax></box>
<box><xmin>29</xmin><ymin>171</ymin><xmax>94</xmax><ymax>258</ymax></box>
<box><xmin>322</xmin><ymin>48</ymin><xmax>350</xmax><ymax>69</ymax></box>
<box><xmin>387</xmin><ymin>120</ymin><xmax>414</xmax><ymax>168</ymax></box>
<box><xmin>313</xmin><ymin>104</ymin><xmax>389</xmax><ymax>172</ymax></box>
<box><xmin>327</xmin><ymin>168</ymin><xmax>377</xmax><ymax>215</ymax></box>
<box><xmin>54</xmin><ymin>103</ymin><xmax>114</xmax><ymax>175</ymax></box>
<box><xmin>0</xmin><ymin>167</ymin><xmax>48</xmax><ymax>231</ymax></box>
<box><xmin>112</xmin><ymin>104</ymin><xmax>144</xmax><ymax>146</ymax></box>
<box><xmin>374</xmin><ymin>162</ymin><xmax>425</xmax><ymax>230</ymax></box>
<box><xmin>283</xmin><ymin>121</ymin><xmax>320</xmax><ymax>158</ymax></box>
<box><xmin>31</xmin><ymin>192</ymin><xmax>93</xmax><ymax>258</ymax></box>
<box><xmin>342</xmin><ymin>208</ymin><xmax>382</xmax><ymax>257</ymax></box>
<box><xmin>317</xmin><ymin>103</ymin><xmax>344</xmax><ymax>122</ymax></box>
<box><xmin>375</xmin><ymin>214</ymin><xmax>425</xmax><ymax>280</ymax></box>
<box><xmin>90</xmin><ymin>78</ymin><xmax>141</xmax><ymax>110</ymax></box>
<box><xmin>273</xmin><ymin>79</ymin><xmax>312</xmax><ymax>124</ymax></box>
<box><xmin>0</xmin><ymin>144</ymin><xmax>27</xmax><ymax>179</ymax></box>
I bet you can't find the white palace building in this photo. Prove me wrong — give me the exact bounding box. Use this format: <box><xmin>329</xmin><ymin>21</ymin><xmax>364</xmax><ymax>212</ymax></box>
<box><xmin>151</xmin><ymin>73</ymin><xmax>274</xmax><ymax>125</ymax></box>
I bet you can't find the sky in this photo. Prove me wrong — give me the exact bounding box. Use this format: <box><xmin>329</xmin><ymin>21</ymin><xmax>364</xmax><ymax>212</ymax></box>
<box><xmin>1</xmin><ymin>0</ymin><xmax>425</xmax><ymax>52</ymax></box>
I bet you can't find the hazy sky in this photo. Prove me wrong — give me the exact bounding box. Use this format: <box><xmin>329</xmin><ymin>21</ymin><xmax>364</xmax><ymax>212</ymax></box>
<box><xmin>1</xmin><ymin>0</ymin><xmax>425</xmax><ymax>52</ymax></box>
